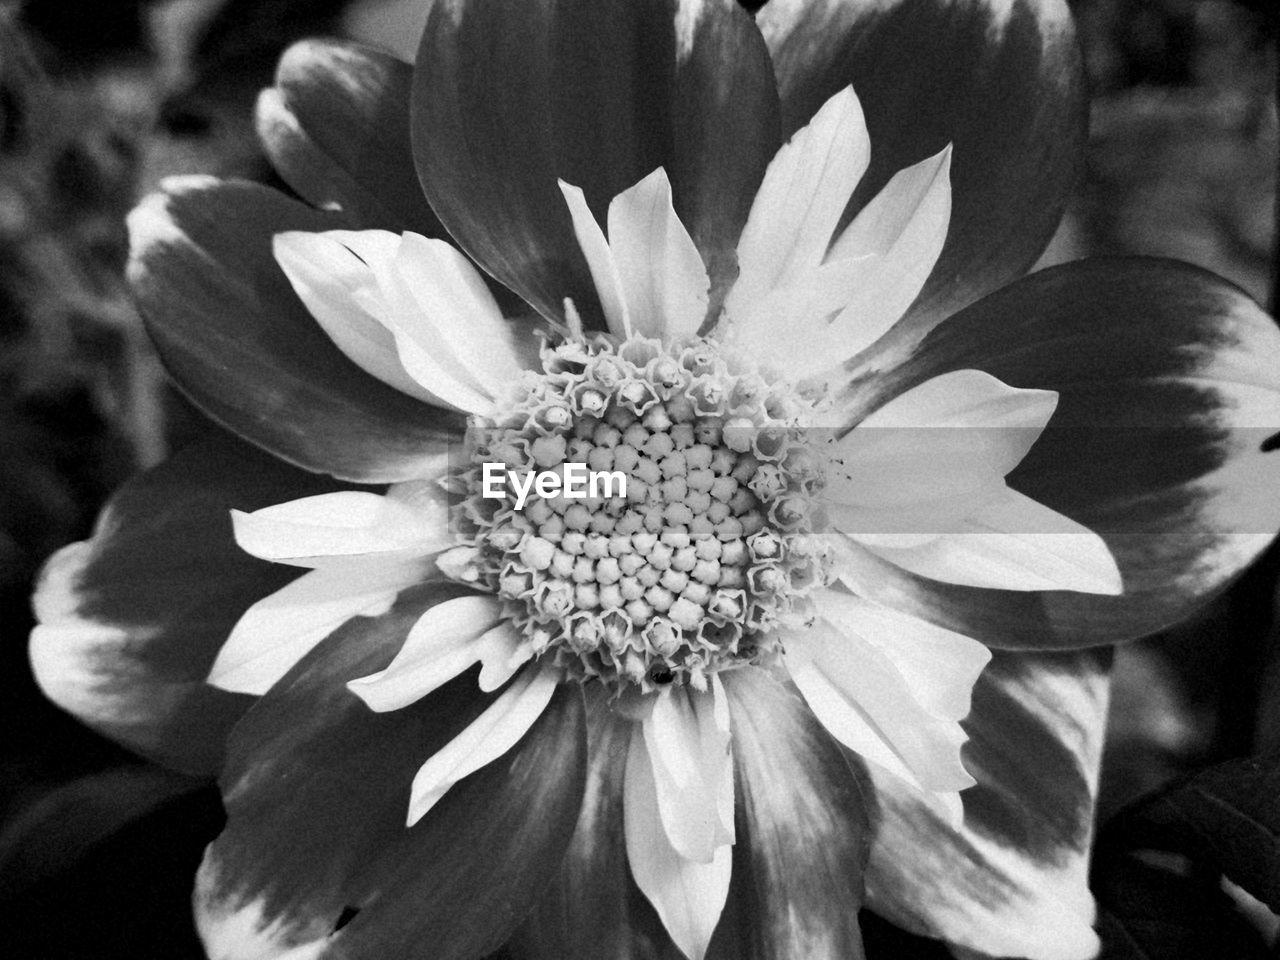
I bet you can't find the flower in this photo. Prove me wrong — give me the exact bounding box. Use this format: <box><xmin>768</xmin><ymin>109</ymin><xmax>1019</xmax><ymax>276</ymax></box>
<box><xmin>29</xmin><ymin>2</ymin><xmax>1280</xmax><ymax>960</ymax></box>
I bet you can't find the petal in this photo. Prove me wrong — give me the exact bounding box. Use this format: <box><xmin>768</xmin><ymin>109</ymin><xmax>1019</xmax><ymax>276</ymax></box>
<box><xmin>207</xmin><ymin>561</ymin><xmax>429</xmax><ymax>697</ymax></box>
<box><xmin>230</xmin><ymin>490</ymin><xmax>450</xmax><ymax>567</ymax></box>
<box><xmin>607</xmin><ymin>169</ymin><xmax>710</xmax><ymax>341</ymax></box>
<box><xmin>865</xmin><ymin>648</ymin><xmax>1109</xmax><ymax>960</ymax></box>
<box><xmin>196</xmin><ymin>585</ymin><xmax>587</xmax><ymax>960</ymax></box>
<box><xmin>28</xmin><ymin>433</ymin><xmax>340</xmax><ymax>775</ymax></box>
<box><xmin>406</xmin><ymin>662</ymin><xmax>560</xmax><ymax>825</ymax></box>
<box><xmin>642</xmin><ymin>680</ymin><xmax>734</xmax><ymax>864</ymax></box>
<box><xmin>825</xmin><ymin>370</ymin><xmax>1058</xmax><ymax>534</ymax></box>
<box><xmin>127</xmin><ymin>178</ymin><xmax>464</xmax><ymax>482</ymax></box>
<box><xmin>758</xmin><ymin>0</ymin><xmax>1085</xmax><ymax>341</ymax></box>
<box><xmin>256</xmin><ymin>39</ymin><xmax>444</xmax><ymax>236</ymax></box>
<box><xmin>271</xmin><ymin>230</ymin><xmax>443</xmax><ymax>406</ymax></box>
<box><xmin>558</xmin><ymin>179</ymin><xmax>631</xmax><ymax>337</ymax></box>
<box><xmin>514</xmin><ymin>692</ymin><xmax>685</xmax><ymax>960</ymax></box>
<box><xmin>708</xmin><ymin>668</ymin><xmax>870</xmax><ymax>960</ymax></box>
<box><xmin>625</xmin><ymin>726</ymin><xmax>732</xmax><ymax>960</ymax></box>
<box><xmin>860</xmin><ymin>486</ymin><xmax>1123</xmax><ymax>594</ymax></box>
<box><xmin>345</xmin><ymin>594</ymin><xmax>510</xmax><ymax>712</ymax></box>
<box><xmin>821</xmin><ymin>146</ymin><xmax>953</xmax><ymax>360</ymax></box>
<box><xmin>833</xmin><ymin>259</ymin><xmax>1280</xmax><ymax>649</ymax></box>
<box><xmin>727</xmin><ymin>86</ymin><xmax>868</xmax><ymax>314</ymax></box>
<box><xmin>376</xmin><ymin>233</ymin><xmax>536</xmax><ymax>399</ymax></box>
<box><xmin>785</xmin><ymin>592</ymin><xmax>984</xmax><ymax>801</ymax></box>
<box><xmin>412</xmin><ymin>0</ymin><xmax>779</xmax><ymax>324</ymax></box>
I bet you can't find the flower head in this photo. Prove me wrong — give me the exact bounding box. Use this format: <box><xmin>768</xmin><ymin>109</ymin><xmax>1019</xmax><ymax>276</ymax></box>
<box><xmin>29</xmin><ymin>2</ymin><xmax>1280</xmax><ymax>960</ymax></box>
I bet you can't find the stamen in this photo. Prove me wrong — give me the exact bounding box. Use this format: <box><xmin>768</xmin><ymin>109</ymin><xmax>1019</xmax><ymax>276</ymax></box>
<box><xmin>450</xmin><ymin>333</ymin><xmax>834</xmax><ymax>694</ymax></box>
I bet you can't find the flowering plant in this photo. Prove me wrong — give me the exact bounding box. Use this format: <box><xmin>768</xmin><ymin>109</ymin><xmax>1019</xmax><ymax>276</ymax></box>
<box><xmin>29</xmin><ymin>1</ymin><xmax>1280</xmax><ymax>959</ymax></box>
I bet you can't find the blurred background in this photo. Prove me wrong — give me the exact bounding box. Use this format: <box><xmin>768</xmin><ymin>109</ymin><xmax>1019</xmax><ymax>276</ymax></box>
<box><xmin>0</xmin><ymin>0</ymin><xmax>1276</xmax><ymax>957</ymax></box>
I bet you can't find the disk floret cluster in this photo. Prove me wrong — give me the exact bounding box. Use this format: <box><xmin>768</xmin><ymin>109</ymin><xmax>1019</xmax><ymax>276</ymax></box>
<box><xmin>451</xmin><ymin>334</ymin><xmax>834</xmax><ymax>693</ymax></box>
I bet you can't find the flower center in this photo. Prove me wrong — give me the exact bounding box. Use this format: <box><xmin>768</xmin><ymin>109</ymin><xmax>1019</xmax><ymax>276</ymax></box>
<box><xmin>451</xmin><ymin>334</ymin><xmax>833</xmax><ymax>693</ymax></box>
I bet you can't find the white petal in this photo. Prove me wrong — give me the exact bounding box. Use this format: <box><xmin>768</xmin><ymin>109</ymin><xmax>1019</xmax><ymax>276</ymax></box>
<box><xmin>820</xmin><ymin>146</ymin><xmax>953</xmax><ymax>358</ymax></box>
<box><xmin>814</xmin><ymin>590</ymin><xmax>991</xmax><ymax>721</ymax></box>
<box><xmin>208</xmin><ymin>561</ymin><xmax>424</xmax><ymax>695</ymax></box>
<box><xmin>824</xmin><ymin>370</ymin><xmax>1059</xmax><ymax>537</ymax></box>
<box><xmin>607</xmin><ymin>168</ymin><xmax>709</xmax><ymax>340</ymax></box>
<box><xmin>230</xmin><ymin>490</ymin><xmax>450</xmax><ymax>568</ymax></box>
<box><xmin>624</xmin><ymin>726</ymin><xmax>731</xmax><ymax>960</ymax></box>
<box><xmin>273</xmin><ymin>230</ymin><xmax>439</xmax><ymax>404</ymax></box>
<box><xmin>642</xmin><ymin>680</ymin><xmax>735</xmax><ymax>864</ymax></box>
<box><xmin>864</xmin><ymin>485</ymin><xmax>1124</xmax><ymax>594</ymax></box>
<box><xmin>727</xmin><ymin>86</ymin><xmax>868</xmax><ymax>318</ymax></box>
<box><xmin>386</xmin><ymin>233</ymin><xmax>532</xmax><ymax>395</ymax></box>
<box><xmin>783</xmin><ymin>611</ymin><xmax>976</xmax><ymax>799</ymax></box>
<box><xmin>406</xmin><ymin>662</ymin><xmax>558</xmax><ymax>825</ymax></box>
<box><xmin>350</xmin><ymin>232</ymin><xmax>521</xmax><ymax>415</ymax></box>
<box><xmin>345</xmin><ymin>595</ymin><xmax>515</xmax><ymax>712</ymax></box>
<box><xmin>558</xmin><ymin>179</ymin><xmax>631</xmax><ymax>337</ymax></box>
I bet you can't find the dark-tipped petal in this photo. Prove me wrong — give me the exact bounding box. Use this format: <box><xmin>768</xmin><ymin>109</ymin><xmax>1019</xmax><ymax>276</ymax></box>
<box><xmin>127</xmin><ymin>177</ymin><xmax>464</xmax><ymax>482</ymax></box>
<box><xmin>758</xmin><ymin>0</ymin><xmax>1085</xmax><ymax>338</ymax></box>
<box><xmin>412</xmin><ymin>0</ymin><xmax>780</xmax><ymax>325</ymax></box>
<box><xmin>29</xmin><ymin>432</ymin><xmax>340</xmax><ymax>775</ymax></box>
<box><xmin>258</xmin><ymin>39</ymin><xmax>444</xmax><ymax>235</ymax></box>
<box><xmin>865</xmin><ymin>649</ymin><xmax>1110</xmax><ymax>960</ymax></box>
<box><xmin>835</xmin><ymin>258</ymin><xmax>1280</xmax><ymax>649</ymax></box>
<box><xmin>708</xmin><ymin>669</ymin><xmax>870</xmax><ymax>960</ymax></box>
<box><xmin>196</xmin><ymin>585</ymin><xmax>587</xmax><ymax>960</ymax></box>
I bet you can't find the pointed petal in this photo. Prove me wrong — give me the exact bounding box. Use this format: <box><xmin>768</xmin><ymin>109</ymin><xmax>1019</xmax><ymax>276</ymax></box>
<box><xmin>256</xmin><ymin>39</ymin><xmax>443</xmax><ymax>235</ymax></box>
<box><xmin>625</xmin><ymin>727</ymin><xmax>731</xmax><ymax>960</ymax></box>
<box><xmin>710</xmin><ymin>669</ymin><xmax>870</xmax><ymax>960</ymax></box>
<box><xmin>822</xmin><ymin>146</ymin><xmax>953</xmax><ymax>360</ymax></box>
<box><xmin>865</xmin><ymin>649</ymin><xmax>1109</xmax><ymax>960</ymax></box>
<box><xmin>606</xmin><ymin>168</ymin><xmax>710</xmax><ymax>341</ymax></box>
<box><xmin>208</xmin><ymin>561</ymin><xmax>427</xmax><ymax>697</ymax></box>
<box><xmin>345</xmin><ymin>594</ymin><xmax>509</xmax><ymax>712</ymax></box>
<box><xmin>28</xmin><ymin>433</ymin><xmax>338</xmax><ymax>774</ymax></box>
<box><xmin>785</xmin><ymin>599</ymin><xmax>979</xmax><ymax>798</ymax></box>
<box><xmin>407</xmin><ymin>662</ymin><xmax>560</xmax><ymax>825</ymax></box>
<box><xmin>384</xmin><ymin>233</ymin><xmax>531</xmax><ymax>392</ymax></box>
<box><xmin>558</xmin><ymin>180</ymin><xmax>631</xmax><ymax>337</ymax></box>
<box><xmin>834</xmin><ymin>258</ymin><xmax>1280</xmax><ymax>649</ymax></box>
<box><xmin>825</xmin><ymin>370</ymin><xmax>1057</xmax><ymax>536</ymax></box>
<box><xmin>196</xmin><ymin>586</ymin><xmax>586</xmax><ymax>960</ymax></box>
<box><xmin>412</xmin><ymin>0</ymin><xmax>779</xmax><ymax>325</ymax></box>
<box><xmin>272</xmin><ymin>230</ymin><xmax>442</xmax><ymax>406</ymax></box>
<box><xmin>727</xmin><ymin>86</ymin><xmax>868</xmax><ymax>320</ymax></box>
<box><xmin>642</xmin><ymin>681</ymin><xmax>734</xmax><ymax>864</ymax></box>
<box><xmin>863</xmin><ymin>486</ymin><xmax>1123</xmax><ymax>594</ymax></box>
<box><xmin>127</xmin><ymin>178</ymin><xmax>464</xmax><ymax>482</ymax></box>
<box><xmin>230</xmin><ymin>490</ymin><xmax>450</xmax><ymax>567</ymax></box>
<box><xmin>758</xmin><ymin>0</ymin><xmax>1085</xmax><ymax>343</ymax></box>
<box><xmin>514</xmin><ymin>692</ymin><xmax>685</xmax><ymax>960</ymax></box>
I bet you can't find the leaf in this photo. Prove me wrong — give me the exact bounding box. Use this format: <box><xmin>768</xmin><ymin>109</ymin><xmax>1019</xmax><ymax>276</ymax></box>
<box><xmin>1106</xmin><ymin>754</ymin><xmax>1280</xmax><ymax>910</ymax></box>
<box><xmin>1093</xmin><ymin>753</ymin><xmax>1280</xmax><ymax>958</ymax></box>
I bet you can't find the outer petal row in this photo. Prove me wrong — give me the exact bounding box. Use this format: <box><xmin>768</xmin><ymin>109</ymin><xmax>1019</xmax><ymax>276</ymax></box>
<box><xmin>411</xmin><ymin>0</ymin><xmax>780</xmax><ymax>326</ymax></box>
<box><xmin>126</xmin><ymin>178</ymin><xmax>465</xmax><ymax>483</ymax></box>
<box><xmin>28</xmin><ymin>434</ymin><xmax>342</xmax><ymax>775</ymax></box>
<box><xmin>836</xmin><ymin>258</ymin><xmax>1280</xmax><ymax>649</ymax></box>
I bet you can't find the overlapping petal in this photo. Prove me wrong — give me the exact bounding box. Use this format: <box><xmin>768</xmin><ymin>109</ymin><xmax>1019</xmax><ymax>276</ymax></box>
<box><xmin>196</xmin><ymin>584</ymin><xmax>587</xmax><ymax>960</ymax></box>
<box><xmin>256</xmin><ymin>39</ymin><xmax>444</xmax><ymax>235</ymax></box>
<box><xmin>127</xmin><ymin>178</ymin><xmax>465</xmax><ymax>482</ymax></box>
<box><xmin>28</xmin><ymin>433</ymin><xmax>340</xmax><ymax>775</ymax></box>
<box><xmin>412</xmin><ymin>0</ymin><xmax>780</xmax><ymax>325</ymax></box>
<box><xmin>785</xmin><ymin>589</ymin><xmax>989</xmax><ymax>818</ymax></box>
<box><xmin>865</xmin><ymin>649</ymin><xmax>1110</xmax><ymax>960</ymax></box>
<box><xmin>834</xmin><ymin>258</ymin><xmax>1280</xmax><ymax>648</ymax></box>
<box><xmin>757</xmin><ymin>0</ymin><xmax>1085</xmax><ymax>346</ymax></box>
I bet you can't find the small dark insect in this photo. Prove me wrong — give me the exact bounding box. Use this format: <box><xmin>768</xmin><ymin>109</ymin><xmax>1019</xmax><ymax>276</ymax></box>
<box><xmin>649</xmin><ymin>667</ymin><xmax>674</xmax><ymax>685</ymax></box>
